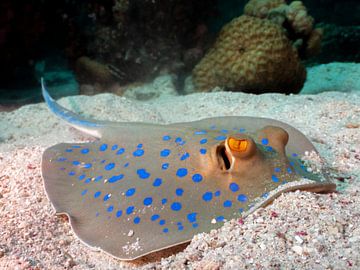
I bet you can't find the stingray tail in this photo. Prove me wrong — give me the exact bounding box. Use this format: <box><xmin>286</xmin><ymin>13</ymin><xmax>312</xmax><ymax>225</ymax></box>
<box><xmin>41</xmin><ymin>78</ymin><xmax>104</xmax><ymax>138</ymax></box>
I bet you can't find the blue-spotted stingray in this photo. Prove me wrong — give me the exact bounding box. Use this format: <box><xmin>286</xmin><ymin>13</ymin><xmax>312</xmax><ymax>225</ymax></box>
<box><xmin>41</xmin><ymin>80</ymin><xmax>336</xmax><ymax>260</ymax></box>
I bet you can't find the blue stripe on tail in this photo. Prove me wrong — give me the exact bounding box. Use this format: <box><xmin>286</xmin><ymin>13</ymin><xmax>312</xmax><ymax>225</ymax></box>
<box><xmin>41</xmin><ymin>78</ymin><xmax>99</xmax><ymax>128</ymax></box>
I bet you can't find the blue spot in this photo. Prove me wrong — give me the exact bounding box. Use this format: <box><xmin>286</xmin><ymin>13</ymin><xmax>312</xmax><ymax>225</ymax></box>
<box><xmin>161</xmin><ymin>198</ymin><xmax>167</xmax><ymax>205</ymax></box>
<box><xmin>107</xmin><ymin>205</ymin><xmax>114</xmax><ymax>212</ymax></box>
<box><xmin>202</xmin><ymin>192</ymin><xmax>213</xmax><ymax>202</ymax></box>
<box><xmin>239</xmin><ymin>128</ymin><xmax>246</xmax><ymax>132</ymax></box>
<box><xmin>65</xmin><ymin>149</ymin><xmax>73</xmax><ymax>152</ymax></box>
<box><xmin>287</xmin><ymin>167</ymin><xmax>293</xmax><ymax>173</ymax></box>
<box><xmin>229</xmin><ymin>182</ymin><xmax>239</xmax><ymax>192</ymax></box>
<box><xmin>84</xmin><ymin>178</ymin><xmax>92</xmax><ymax>184</ymax></box>
<box><xmin>116</xmin><ymin>210</ymin><xmax>122</xmax><ymax>218</ymax></box>
<box><xmin>108</xmin><ymin>174</ymin><xmax>124</xmax><ymax>183</ymax></box>
<box><xmin>216</xmin><ymin>216</ymin><xmax>224</xmax><ymax>222</ymax></box>
<box><xmin>301</xmin><ymin>164</ymin><xmax>307</xmax><ymax>171</ymax></box>
<box><xmin>215</xmin><ymin>135</ymin><xmax>227</xmax><ymax>141</ymax></box>
<box><xmin>153</xmin><ymin>178</ymin><xmax>162</xmax><ymax>187</ymax></box>
<box><xmin>151</xmin><ymin>214</ymin><xmax>160</xmax><ymax>221</ymax></box>
<box><xmin>78</xmin><ymin>174</ymin><xmax>85</xmax><ymax>181</ymax></box>
<box><xmin>261</xmin><ymin>138</ymin><xmax>269</xmax><ymax>145</ymax></box>
<box><xmin>237</xmin><ymin>194</ymin><xmax>248</xmax><ymax>202</ymax></box>
<box><xmin>192</xmin><ymin>223</ymin><xmax>199</xmax><ymax>228</ymax></box>
<box><xmin>133</xmin><ymin>149</ymin><xmax>144</xmax><ymax>157</ymax></box>
<box><xmin>171</xmin><ymin>202</ymin><xmax>182</xmax><ymax>211</ymax></box>
<box><xmin>83</xmin><ymin>163</ymin><xmax>92</xmax><ymax>169</ymax></box>
<box><xmin>214</xmin><ymin>190</ymin><xmax>221</xmax><ymax>197</ymax></box>
<box><xmin>178</xmin><ymin>226</ymin><xmax>184</xmax><ymax>231</ymax></box>
<box><xmin>266</xmin><ymin>146</ymin><xmax>273</xmax><ymax>152</ymax></box>
<box><xmin>94</xmin><ymin>176</ymin><xmax>102</xmax><ymax>182</ymax></box>
<box><xmin>72</xmin><ymin>161</ymin><xmax>80</xmax><ymax>166</ymax></box>
<box><xmin>143</xmin><ymin>197</ymin><xmax>153</xmax><ymax>206</ymax></box>
<box><xmin>94</xmin><ymin>191</ymin><xmax>101</xmax><ymax>198</ymax></box>
<box><xmin>180</xmin><ymin>152</ymin><xmax>190</xmax><ymax>161</ymax></box>
<box><xmin>159</xmin><ymin>219</ymin><xmax>166</xmax><ymax>225</ymax></box>
<box><xmin>137</xmin><ymin>169</ymin><xmax>150</xmax><ymax>179</ymax></box>
<box><xmin>126</xmin><ymin>206</ymin><xmax>134</xmax><ymax>215</ymax></box>
<box><xmin>104</xmin><ymin>162</ymin><xmax>115</xmax><ymax>171</ymax></box>
<box><xmin>271</xmin><ymin>175</ymin><xmax>279</xmax><ymax>183</ymax></box>
<box><xmin>239</xmin><ymin>208</ymin><xmax>244</xmax><ymax>213</ymax></box>
<box><xmin>274</xmin><ymin>167</ymin><xmax>281</xmax><ymax>173</ymax></box>
<box><xmin>176</xmin><ymin>188</ymin><xmax>184</xmax><ymax>196</ymax></box>
<box><xmin>81</xmin><ymin>148</ymin><xmax>89</xmax><ymax>154</ymax></box>
<box><xmin>290</xmin><ymin>161</ymin><xmax>295</xmax><ymax>166</ymax></box>
<box><xmin>194</xmin><ymin>130</ymin><xmax>207</xmax><ymax>135</ymax></box>
<box><xmin>220</xmin><ymin>129</ymin><xmax>228</xmax><ymax>133</ymax></box>
<box><xmin>124</xmin><ymin>162</ymin><xmax>129</xmax><ymax>167</ymax></box>
<box><xmin>223</xmin><ymin>200</ymin><xmax>232</xmax><ymax>207</ymax></box>
<box><xmin>163</xmin><ymin>228</ymin><xmax>169</xmax><ymax>233</ymax></box>
<box><xmin>192</xmin><ymin>173</ymin><xmax>203</xmax><ymax>183</ymax></box>
<box><xmin>134</xmin><ymin>216</ymin><xmax>141</xmax><ymax>224</ymax></box>
<box><xmin>116</xmin><ymin>148</ymin><xmax>125</xmax><ymax>155</ymax></box>
<box><xmin>200</xmin><ymin>148</ymin><xmax>207</xmax><ymax>155</ymax></box>
<box><xmin>160</xmin><ymin>149</ymin><xmax>171</xmax><ymax>157</ymax></box>
<box><xmin>176</xmin><ymin>168</ymin><xmax>188</xmax><ymax>178</ymax></box>
<box><xmin>162</xmin><ymin>135</ymin><xmax>171</xmax><ymax>141</ymax></box>
<box><xmin>100</xmin><ymin>160</ymin><xmax>106</xmax><ymax>164</ymax></box>
<box><xmin>111</xmin><ymin>144</ymin><xmax>118</xmax><ymax>150</ymax></box>
<box><xmin>261</xmin><ymin>192</ymin><xmax>269</xmax><ymax>198</ymax></box>
<box><xmin>99</xmin><ymin>144</ymin><xmax>108</xmax><ymax>151</ymax></box>
<box><xmin>81</xmin><ymin>189</ymin><xmax>88</xmax><ymax>196</ymax></box>
<box><xmin>71</xmin><ymin>145</ymin><xmax>81</xmax><ymax>148</ymax></box>
<box><xmin>103</xmin><ymin>194</ymin><xmax>111</xmax><ymax>201</ymax></box>
<box><xmin>68</xmin><ymin>171</ymin><xmax>75</xmax><ymax>176</ymax></box>
<box><xmin>187</xmin><ymin>213</ymin><xmax>197</xmax><ymax>223</ymax></box>
<box><xmin>57</xmin><ymin>157</ymin><xmax>67</xmax><ymax>162</ymax></box>
<box><xmin>175</xmin><ymin>137</ymin><xmax>182</xmax><ymax>143</ymax></box>
<box><xmin>162</xmin><ymin>163</ymin><xmax>169</xmax><ymax>170</ymax></box>
<box><xmin>292</xmin><ymin>153</ymin><xmax>298</xmax><ymax>157</ymax></box>
<box><xmin>125</xmin><ymin>188</ymin><xmax>136</xmax><ymax>197</ymax></box>
<box><xmin>199</xmin><ymin>138</ymin><xmax>208</xmax><ymax>144</ymax></box>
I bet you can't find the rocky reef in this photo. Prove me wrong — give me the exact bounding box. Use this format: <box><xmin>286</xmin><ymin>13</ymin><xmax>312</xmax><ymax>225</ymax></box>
<box><xmin>74</xmin><ymin>0</ymin><xmax>216</xmax><ymax>93</ymax></box>
<box><xmin>0</xmin><ymin>0</ymin><xmax>358</xmax><ymax>101</ymax></box>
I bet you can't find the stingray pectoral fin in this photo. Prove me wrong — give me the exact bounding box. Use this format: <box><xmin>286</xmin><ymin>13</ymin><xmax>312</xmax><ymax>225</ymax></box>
<box><xmin>256</xmin><ymin>181</ymin><xmax>337</xmax><ymax>209</ymax></box>
<box><xmin>41</xmin><ymin>143</ymin><xmax>127</xmax><ymax>257</ymax></box>
<box><xmin>41</xmin><ymin>78</ymin><xmax>107</xmax><ymax>138</ymax></box>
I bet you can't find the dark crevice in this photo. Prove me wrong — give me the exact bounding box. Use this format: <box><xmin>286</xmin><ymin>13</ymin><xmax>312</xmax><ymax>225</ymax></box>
<box><xmin>216</xmin><ymin>144</ymin><xmax>231</xmax><ymax>170</ymax></box>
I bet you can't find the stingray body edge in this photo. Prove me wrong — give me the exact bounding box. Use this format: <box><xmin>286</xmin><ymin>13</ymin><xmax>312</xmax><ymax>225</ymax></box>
<box><xmin>41</xmin><ymin>82</ymin><xmax>336</xmax><ymax>260</ymax></box>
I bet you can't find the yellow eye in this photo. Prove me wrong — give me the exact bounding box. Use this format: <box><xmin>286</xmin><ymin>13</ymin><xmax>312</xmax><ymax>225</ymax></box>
<box><xmin>228</xmin><ymin>137</ymin><xmax>248</xmax><ymax>152</ymax></box>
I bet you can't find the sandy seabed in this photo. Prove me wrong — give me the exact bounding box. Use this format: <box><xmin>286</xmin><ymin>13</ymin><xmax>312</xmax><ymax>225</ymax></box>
<box><xmin>0</xmin><ymin>64</ymin><xmax>360</xmax><ymax>269</ymax></box>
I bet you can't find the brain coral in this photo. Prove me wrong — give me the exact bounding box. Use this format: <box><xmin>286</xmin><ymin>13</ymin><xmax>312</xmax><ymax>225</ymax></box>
<box><xmin>192</xmin><ymin>15</ymin><xmax>306</xmax><ymax>93</ymax></box>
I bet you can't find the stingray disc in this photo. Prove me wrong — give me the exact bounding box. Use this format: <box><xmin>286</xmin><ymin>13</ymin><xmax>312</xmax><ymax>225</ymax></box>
<box><xmin>41</xmin><ymin>81</ymin><xmax>336</xmax><ymax>260</ymax></box>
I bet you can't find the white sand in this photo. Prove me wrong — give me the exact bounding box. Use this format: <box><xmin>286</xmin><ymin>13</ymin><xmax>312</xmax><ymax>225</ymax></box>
<box><xmin>0</xmin><ymin>63</ymin><xmax>359</xmax><ymax>269</ymax></box>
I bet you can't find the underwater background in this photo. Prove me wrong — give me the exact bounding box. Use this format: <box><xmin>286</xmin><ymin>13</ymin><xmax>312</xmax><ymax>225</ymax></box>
<box><xmin>0</xmin><ymin>0</ymin><xmax>359</xmax><ymax>108</ymax></box>
<box><xmin>1</xmin><ymin>1</ymin><xmax>360</xmax><ymax>269</ymax></box>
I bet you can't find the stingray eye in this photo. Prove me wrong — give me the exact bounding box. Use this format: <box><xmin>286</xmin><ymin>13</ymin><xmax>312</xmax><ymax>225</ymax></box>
<box><xmin>228</xmin><ymin>137</ymin><xmax>248</xmax><ymax>152</ymax></box>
